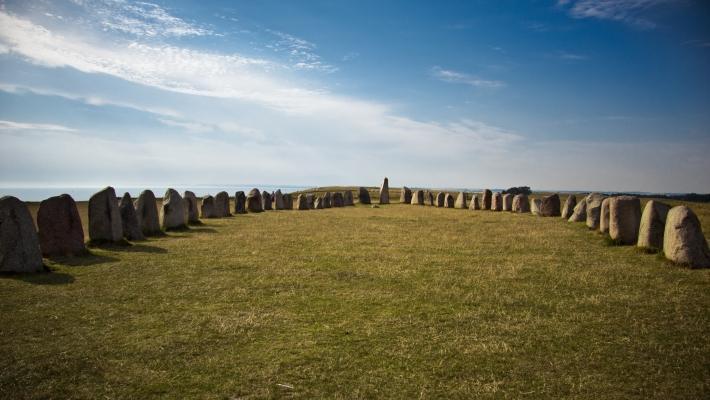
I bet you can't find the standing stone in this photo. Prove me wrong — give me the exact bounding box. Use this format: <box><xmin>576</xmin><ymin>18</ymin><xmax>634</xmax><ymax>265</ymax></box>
<box><xmin>435</xmin><ymin>192</ymin><xmax>445</xmax><ymax>207</ymax></box>
<box><xmin>201</xmin><ymin>195</ymin><xmax>216</xmax><ymax>218</ymax></box>
<box><xmin>183</xmin><ymin>191</ymin><xmax>200</xmax><ymax>224</ymax></box>
<box><xmin>262</xmin><ymin>191</ymin><xmax>273</xmax><ymax>211</ymax></box>
<box><xmin>322</xmin><ymin>192</ymin><xmax>332</xmax><ymax>208</ymax></box>
<box><xmin>637</xmin><ymin>200</ymin><xmax>671</xmax><ymax>251</ymax></box>
<box><xmin>119</xmin><ymin>193</ymin><xmax>144</xmax><ymax>241</ymax></box>
<box><xmin>234</xmin><ymin>191</ymin><xmax>246</xmax><ymax>214</ymax></box>
<box><xmin>0</xmin><ymin>196</ymin><xmax>43</xmax><ymax>272</ymax></box>
<box><xmin>502</xmin><ymin>194</ymin><xmax>513</xmax><ymax>212</ymax></box>
<box><xmin>400</xmin><ymin>187</ymin><xmax>412</xmax><ymax>204</ymax></box>
<box><xmin>135</xmin><ymin>190</ymin><xmax>161</xmax><ymax>236</ymax></box>
<box><xmin>314</xmin><ymin>197</ymin><xmax>324</xmax><ymax>209</ymax></box>
<box><xmin>297</xmin><ymin>194</ymin><xmax>309</xmax><ymax>210</ymax></box>
<box><xmin>455</xmin><ymin>192</ymin><xmax>468</xmax><ymax>209</ymax></box>
<box><xmin>568</xmin><ymin>199</ymin><xmax>587</xmax><ymax>222</ymax></box>
<box><xmin>306</xmin><ymin>194</ymin><xmax>315</xmax><ymax>209</ymax></box>
<box><xmin>531</xmin><ymin>198</ymin><xmax>542</xmax><ymax>216</ymax></box>
<box><xmin>585</xmin><ymin>193</ymin><xmax>606</xmax><ymax>230</ymax></box>
<box><xmin>88</xmin><ymin>186</ymin><xmax>123</xmax><ymax>243</ymax></box>
<box><xmin>512</xmin><ymin>194</ymin><xmax>530</xmax><ymax>213</ymax></box>
<box><xmin>246</xmin><ymin>189</ymin><xmax>263</xmax><ymax>213</ymax></box>
<box><xmin>426</xmin><ymin>191</ymin><xmax>435</xmax><ymax>206</ymax></box>
<box><xmin>663</xmin><ymin>206</ymin><xmax>710</xmax><ymax>268</ymax></box>
<box><xmin>444</xmin><ymin>193</ymin><xmax>455</xmax><ymax>208</ymax></box>
<box><xmin>332</xmin><ymin>192</ymin><xmax>344</xmax><ymax>207</ymax></box>
<box><xmin>379</xmin><ymin>177</ymin><xmax>390</xmax><ymax>204</ymax></box>
<box><xmin>469</xmin><ymin>195</ymin><xmax>481</xmax><ymax>210</ymax></box>
<box><xmin>343</xmin><ymin>191</ymin><xmax>354</xmax><ymax>206</ymax></box>
<box><xmin>539</xmin><ymin>194</ymin><xmax>561</xmax><ymax>217</ymax></box>
<box><xmin>491</xmin><ymin>192</ymin><xmax>503</xmax><ymax>211</ymax></box>
<box><xmin>561</xmin><ymin>195</ymin><xmax>577</xmax><ymax>219</ymax></box>
<box><xmin>411</xmin><ymin>190</ymin><xmax>424</xmax><ymax>205</ymax></box>
<box><xmin>608</xmin><ymin>196</ymin><xmax>641</xmax><ymax>244</ymax></box>
<box><xmin>284</xmin><ymin>193</ymin><xmax>294</xmax><ymax>210</ymax></box>
<box><xmin>215</xmin><ymin>191</ymin><xmax>231</xmax><ymax>217</ymax></box>
<box><xmin>273</xmin><ymin>189</ymin><xmax>286</xmax><ymax>210</ymax></box>
<box><xmin>161</xmin><ymin>189</ymin><xmax>187</xmax><ymax>230</ymax></box>
<box><xmin>600</xmin><ymin>198</ymin><xmax>611</xmax><ymax>234</ymax></box>
<box><xmin>482</xmin><ymin>190</ymin><xmax>493</xmax><ymax>210</ymax></box>
<box><xmin>37</xmin><ymin>194</ymin><xmax>86</xmax><ymax>257</ymax></box>
<box><xmin>358</xmin><ymin>187</ymin><xmax>371</xmax><ymax>204</ymax></box>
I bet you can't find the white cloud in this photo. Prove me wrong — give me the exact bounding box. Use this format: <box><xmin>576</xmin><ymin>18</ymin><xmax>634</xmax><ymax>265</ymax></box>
<box><xmin>560</xmin><ymin>0</ymin><xmax>670</xmax><ymax>29</ymax></box>
<box><xmin>0</xmin><ymin>120</ymin><xmax>77</xmax><ymax>132</ymax></box>
<box><xmin>431</xmin><ymin>66</ymin><xmax>505</xmax><ymax>89</ymax></box>
<box><xmin>557</xmin><ymin>51</ymin><xmax>589</xmax><ymax>61</ymax></box>
<box><xmin>266</xmin><ymin>29</ymin><xmax>338</xmax><ymax>73</ymax></box>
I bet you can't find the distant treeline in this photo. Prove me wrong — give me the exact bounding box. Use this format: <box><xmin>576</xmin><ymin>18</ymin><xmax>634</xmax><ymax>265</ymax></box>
<box><xmin>502</xmin><ymin>186</ymin><xmax>532</xmax><ymax>196</ymax></box>
<box><xmin>608</xmin><ymin>192</ymin><xmax>710</xmax><ymax>203</ymax></box>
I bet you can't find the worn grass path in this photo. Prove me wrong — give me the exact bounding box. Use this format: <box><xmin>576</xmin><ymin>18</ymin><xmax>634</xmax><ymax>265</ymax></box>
<box><xmin>2</xmin><ymin>201</ymin><xmax>709</xmax><ymax>399</ymax></box>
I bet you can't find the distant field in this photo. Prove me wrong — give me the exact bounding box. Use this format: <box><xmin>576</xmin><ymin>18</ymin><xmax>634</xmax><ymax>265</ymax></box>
<box><xmin>2</xmin><ymin>190</ymin><xmax>709</xmax><ymax>399</ymax></box>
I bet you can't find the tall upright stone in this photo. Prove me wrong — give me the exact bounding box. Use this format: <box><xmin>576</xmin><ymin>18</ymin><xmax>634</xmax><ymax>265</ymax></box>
<box><xmin>262</xmin><ymin>191</ymin><xmax>273</xmax><ymax>211</ymax></box>
<box><xmin>297</xmin><ymin>194</ymin><xmax>309</xmax><ymax>210</ymax></box>
<box><xmin>343</xmin><ymin>191</ymin><xmax>354</xmax><ymax>206</ymax></box>
<box><xmin>379</xmin><ymin>177</ymin><xmax>390</xmax><ymax>204</ymax></box>
<box><xmin>663</xmin><ymin>206</ymin><xmax>710</xmax><ymax>268</ymax></box>
<box><xmin>491</xmin><ymin>192</ymin><xmax>503</xmax><ymax>211</ymax></box>
<box><xmin>502</xmin><ymin>194</ymin><xmax>513</xmax><ymax>212</ymax></box>
<box><xmin>426</xmin><ymin>191</ymin><xmax>435</xmax><ymax>206</ymax></box>
<box><xmin>234</xmin><ymin>191</ymin><xmax>246</xmax><ymax>214</ymax></box>
<box><xmin>531</xmin><ymin>198</ymin><xmax>542</xmax><ymax>216</ymax></box>
<box><xmin>512</xmin><ymin>194</ymin><xmax>530</xmax><ymax>213</ymax></box>
<box><xmin>246</xmin><ymin>189</ymin><xmax>263</xmax><ymax>213</ymax></box>
<box><xmin>119</xmin><ymin>193</ymin><xmax>144</xmax><ymax>241</ymax></box>
<box><xmin>411</xmin><ymin>190</ymin><xmax>425</xmax><ymax>205</ymax></box>
<box><xmin>455</xmin><ymin>192</ymin><xmax>467</xmax><ymax>209</ymax></box>
<box><xmin>637</xmin><ymin>200</ymin><xmax>670</xmax><ymax>251</ymax></box>
<box><xmin>568</xmin><ymin>198</ymin><xmax>587</xmax><ymax>222</ymax></box>
<box><xmin>435</xmin><ymin>192</ymin><xmax>445</xmax><ymax>207</ymax></box>
<box><xmin>0</xmin><ymin>196</ymin><xmax>43</xmax><ymax>272</ymax></box>
<box><xmin>469</xmin><ymin>195</ymin><xmax>481</xmax><ymax>210</ymax></box>
<box><xmin>183</xmin><ymin>191</ymin><xmax>200</xmax><ymax>224</ymax></box>
<box><xmin>88</xmin><ymin>186</ymin><xmax>123</xmax><ymax>243</ymax></box>
<box><xmin>322</xmin><ymin>192</ymin><xmax>332</xmax><ymax>208</ymax></box>
<box><xmin>274</xmin><ymin>189</ymin><xmax>286</xmax><ymax>210</ymax></box>
<box><xmin>201</xmin><ymin>195</ymin><xmax>216</xmax><ymax>218</ymax></box>
<box><xmin>37</xmin><ymin>194</ymin><xmax>86</xmax><ymax>257</ymax></box>
<box><xmin>284</xmin><ymin>193</ymin><xmax>294</xmax><ymax>210</ymax></box>
<box><xmin>314</xmin><ymin>197</ymin><xmax>324</xmax><ymax>209</ymax></box>
<box><xmin>539</xmin><ymin>194</ymin><xmax>561</xmax><ymax>217</ymax></box>
<box><xmin>561</xmin><ymin>195</ymin><xmax>576</xmax><ymax>219</ymax></box>
<box><xmin>400</xmin><ymin>187</ymin><xmax>412</xmax><ymax>204</ymax></box>
<box><xmin>482</xmin><ymin>189</ymin><xmax>493</xmax><ymax>210</ymax></box>
<box><xmin>135</xmin><ymin>190</ymin><xmax>161</xmax><ymax>236</ymax></box>
<box><xmin>608</xmin><ymin>196</ymin><xmax>641</xmax><ymax>244</ymax></box>
<box><xmin>161</xmin><ymin>189</ymin><xmax>187</xmax><ymax>231</ymax></box>
<box><xmin>599</xmin><ymin>198</ymin><xmax>611</xmax><ymax>234</ymax></box>
<box><xmin>332</xmin><ymin>192</ymin><xmax>344</xmax><ymax>207</ymax></box>
<box><xmin>585</xmin><ymin>193</ymin><xmax>606</xmax><ymax>230</ymax></box>
<box><xmin>215</xmin><ymin>191</ymin><xmax>231</xmax><ymax>217</ymax></box>
<box><xmin>358</xmin><ymin>187</ymin><xmax>371</xmax><ymax>205</ymax></box>
<box><xmin>444</xmin><ymin>193</ymin><xmax>455</xmax><ymax>208</ymax></box>
<box><xmin>306</xmin><ymin>193</ymin><xmax>315</xmax><ymax>209</ymax></box>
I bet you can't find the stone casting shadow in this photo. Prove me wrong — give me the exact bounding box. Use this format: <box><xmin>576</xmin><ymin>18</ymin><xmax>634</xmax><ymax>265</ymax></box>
<box><xmin>48</xmin><ymin>251</ymin><xmax>119</xmax><ymax>267</ymax></box>
<box><xmin>120</xmin><ymin>243</ymin><xmax>168</xmax><ymax>254</ymax></box>
<box><xmin>185</xmin><ymin>227</ymin><xmax>218</xmax><ymax>234</ymax></box>
<box><xmin>1</xmin><ymin>270</ymin><xmax>75</xmax><ymax>285</ymax></box>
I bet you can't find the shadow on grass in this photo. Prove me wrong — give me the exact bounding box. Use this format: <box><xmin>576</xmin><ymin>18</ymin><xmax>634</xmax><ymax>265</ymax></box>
<box><xmin>48</xmin><ymin>250</ymin><xmax>119</xmax><ymax>266</ymax></box>
<box><xmin>0</xmin><ymin>269</ymin><xmax>75</xmax><ymax>285</ymax></box>
<box><xmin>185</xmin><ymin>227</ymin><xmax>218</xmax><ymax>234</ymax></box>
<box><xmin>87</xmin><ymin>241</ymin><xmax>168</xmax><ymax>254</ymax></box>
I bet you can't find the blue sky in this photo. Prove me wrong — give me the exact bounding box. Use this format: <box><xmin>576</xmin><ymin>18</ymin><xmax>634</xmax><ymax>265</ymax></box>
<box><xmin>0</xmin><ymin>0</ymin><xmax>709</xmax><ymax>193</ymax></box>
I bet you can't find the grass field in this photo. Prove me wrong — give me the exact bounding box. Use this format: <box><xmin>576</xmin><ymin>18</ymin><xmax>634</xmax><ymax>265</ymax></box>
<box><xmin>2</xmin><ymin>190</ymin><xmax>709</xmax><ymax>399</ymax></box>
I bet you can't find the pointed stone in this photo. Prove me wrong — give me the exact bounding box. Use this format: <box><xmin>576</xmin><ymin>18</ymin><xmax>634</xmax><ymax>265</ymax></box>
<box><xmin>262</xmin><ymin>191</ymin><xmax>272</xmax><ymax>211</ymax></box>
<box><xmin>183</xmin><ymin>191</ymin><xmax>200</xmax><ymax>224</ymax></box>
<box><xmin>411</xmin><ymin>190</ymin><xmax>425</xmax><ymax>205</ymax></box>
<box><xmin>297</xmin><ymin>194</ymin><xmax>309</xmax><ymax>210</ymax></box>
<box><xmin>400</xmin><ymin>187</ymin><xmax>412</xmax><ymax>204</ymax></box>
<box><xmin>469</xmin><ymin>194</ymin><xmax>481</xmax><ymax>210</ymax></box>
<box><xmin>274</xmin><ymin>189</ymin><xmax>286</xmax><ymax>210</ymax></box>
<box><xmin>37</xmin><ymin>194</ymin><xmax>86</xmax><ymax>257</ymax></box>
<box><xmin>482</xmin><ymin>189</ymin><xmax>492</xmax><ymax>210</ymax></box>
<box><xmin>637</xmin><ymin>200</ymin><xmax>670</xmax><ymax>251</ymax></box>
<box><xmin>379</xmin><ymin>177</ymin><xmax>390</xmax><ymax>204</ymax></box>
<box><xmin>358</xmin><ymin>187</ymin><xmax>371</xmax><ymax>204</ymax></box>
<box><xmin>161</xmin><ymin>189</ymin><xmax>187</xmax><ymax>230</ymax></box>
<box><xmin>455</xmin><ymin>192</ymin><xmax>467</xmax><ymax>209</ymax></box>
<box><xmin>444</xmin><ymin>193</ymin><xmax>455</xmax><ymax>208</ymax></box>
<box><xmin>119</xmin><ymin>193</ymin><xmax>144</xmax><ymax>241</ymax></box>
<box><xmin>435</xmin><ymin>192</ymin><xmax>445</xmax><ymax>207</ymax></box>
<box><xmin>568</xmin><ymin>198</ymin><xmax>587</xmax><ymax>222</ymax></box>
<box><xmin>561</xmin><ymin>195</ymin><xmax>576</xmax><ymax>219</ymax></box>
<box><xmin>600</xmin><ymin>198</ymin><xmax>611</xmax><ymax>234</ymax></box>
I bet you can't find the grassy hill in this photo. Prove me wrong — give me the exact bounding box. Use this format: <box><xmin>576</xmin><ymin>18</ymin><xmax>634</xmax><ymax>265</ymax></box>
<box><xmin>2</xmin><ymin>194</ymin><xmax>709</xmax><ymax>399</ymax></box>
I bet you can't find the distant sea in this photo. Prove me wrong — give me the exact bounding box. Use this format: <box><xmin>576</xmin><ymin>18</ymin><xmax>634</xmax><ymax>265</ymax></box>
<box><xmin>0</xmin><ymin>185</ymin><xmax>311</xmax><ymax>202</ymax></box>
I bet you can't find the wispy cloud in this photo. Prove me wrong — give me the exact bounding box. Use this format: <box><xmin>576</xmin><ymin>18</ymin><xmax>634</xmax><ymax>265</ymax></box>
<box><xmin>0</xmin><ymin>120</ymin><xmax>77</xmax><ymax>132</ymax></box>
<box><xmin>557</xmin><ymin>51</ymin><xmax>589</xmax><ymax>61</ymax></box>
<box><xmin>266</xmin><ymin>29</ymin><xmax>338</xmax><ymax>73</ymax></box>
<box><xmin>559</xmin><ymin>0</ymin><xmax>670</xmax><ymax>29</ymax></box>
<box><xmin>431</xmin><ymin>66</ymin><xmax>505</xmax><ymax>89</ymax></box>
